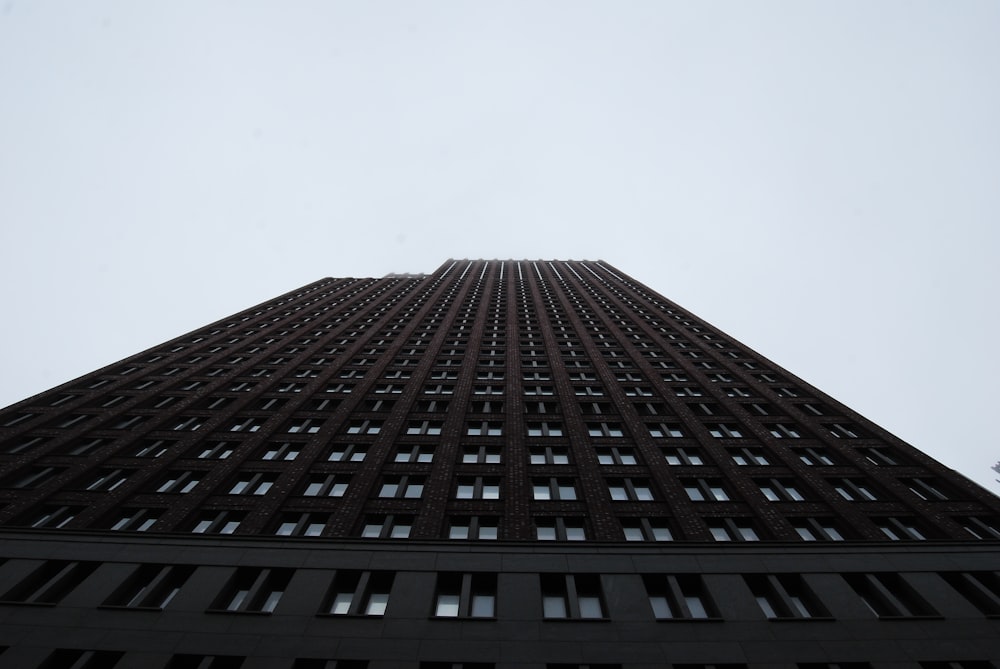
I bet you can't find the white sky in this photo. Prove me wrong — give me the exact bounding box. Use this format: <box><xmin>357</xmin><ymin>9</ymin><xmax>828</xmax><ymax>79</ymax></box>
<box><xmin>1</xmin><ymin>2</ymin><xmax>998</xmax><ymax>492</ymax></box>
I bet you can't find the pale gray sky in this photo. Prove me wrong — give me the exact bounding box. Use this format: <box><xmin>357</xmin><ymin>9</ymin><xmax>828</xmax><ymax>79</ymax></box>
<box><xmin>1</xmin><ymin>2</ymin><xmax>998</xmax><ymax>491</ymax></box>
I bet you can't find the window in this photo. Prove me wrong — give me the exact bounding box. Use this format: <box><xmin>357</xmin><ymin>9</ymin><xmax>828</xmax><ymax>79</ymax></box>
<box><xmin>345</xmin><ymin>420</ymin><xmax>380</xmax><ymax>435</ymax></box>
<box><xmin>683</xmin><ymin>479</ymin><xmax>730</xmax><ymax>501</ymax></box>
<box><xmin>360</xmin><ymin>514</ymin><xmax>412</xmax><ymax>539</ymax></box>
<box><xmin>23</xmin><ymin>505</ymin><xmax>82</xmax><ymax>529</ymax></box>
<box><xmin>648</xmin><ymin>422</ymin><xmax>685</xmax><ymax>438</ymax></box>
<box><xmin>327</xmin><ymin>444</ymin><xmax>367</xmax><ymax>462</ymax></box>
<box><xmin>756</xmin><ymin>478</ymin><xmax>805</xmax><ymax>502</ymax></box>
<box><xmin>448</xmin><ymin>517</ymin><xmax>499</xmax><ymax>540</ymax></box>
<box><xmin>876</xmin><ymin>517</ymin><xmax>928</xmax><ymax>540</ymax></box>
<box><xmin>406</xmin><ymin>420</ymin><xmax>442</xmax><ymax>435</ymax></box>
<box><xmin>791</xmin><ymin>518</ymin><xmax>845</xmax><ymax>541</ymax></box>
<box><xmin>707</xmin><ymin>423</ymin><xmax>744</xmax><ymax>438</ymax></box>
<box><xmin>275</xmin><ymin>513</ymin><xmax>329</xmax><ymax>537</ymax></box>
<box><xmin>843</xmin><ymin>573</ymin><xmax>938</xmax><ymax>618</ymax></box>
<box><xmin>157</xmin><ymin>471</ymin><xmax>201</xmax><ymax>494</ymax></box>
<box><xmin>378</xmin><ymin>476</ymin><xmax>424</xmax><ymax>499</ymax></box>
<box><xmin>196</xmin><ymin>441</ymin><xmax>234</xmax><ymax>460</ymax></box>
<box><xmin>229</xmin><ymin>473</ymin><xmax>277</xmax><ymax>495</ymax></box>
<box><xmin>323</xmin><ymin>571</ymin><xmax>394</xmax><ymax>616</ymax></box>
<box><xmin>303</xmin><ymin>475</ymin><xmax>350</xmax><ymax>497</ymax></box>
<box><xmin>795</xmin><ymin>446</ymin><xmax>835</xmax><ymax>466</ymax></box>
<box><xmin>130</xmin><ymin>439</ymin><xmax>174</xmax><ymax>458</ymax></box>
<box><xmin>859</xmin><ymin>447</ymin><xmax>902</xmax><ymax>466</ymax></box>
<box><xmin>533</xmin><ymin>478</ymin><xmax>577</xmax><ymax>500</ymax></box>
<box><xmin>212</xmin><ymin>567</ymin><xmax>292</xmax><ymax>614</ymax></box>
<box><xmin>745</xmin><ymin>574</ymin><xmax>829</xmax><ymax>619</ymax></box>
<box><xmin>535</xmin><ymin>518</ymin><xmax>586</xmax><ymax>541</ymax></box>
<box><xmin>1</xmin><ymin>560</ymin><xmax>98</xmax><ymax>604</ymax></box>
<box><xmin>829</xmin><ymin>478</ymin><xmax>878</xmax><ymax>501</ymax></box>
<box><xmin>621</xmin><ymin>518</ymin><xmax>674</xmax><ymax>541</ymax></box>
<box><xmin>433</xmin><ymin>573</ymin><xmax>497</xmax><ymax>618</ymax></box>
<box><xmin>456</xmin><ymin>477</ymin><xmax>501</xmax><ymax>500</ymax></box>
<box><xmin>103</xmin><ymin>564</ymin><xmax>194</xmax><ymax>609</ymax></box>
<box><xmin>707</xmin><ymin>518</ymin><xmax>760</xmax><ymax>542</ymax></box>
<box><xmin>607</xmin><ymin>478</ymin><xmax>655</xmax><ymax>501</ymax></box>
<box><xmin>826</xmin><ymin>423</ymin><xmax>861</xmax><ymax>438</ymax></box>
<box><xmin>261</xmin><ymin>442</ymin><xmax>301</xmax><ymax>461</ymax></box>
<box><xmin>663</xmin><ymin>447</ymin><xmax>704</xmax><ymax>465</ymax></box>
<box><xmin>191</xmin><ymin>511</ymin><xmax>244</xmax><ymax>534</ymax></box>
<box><xmin>527</xmin><ymin>421</ymin><xmax>564</xmax><ymax>437</ymax></box>
<box><xmin>541</xmin><ymin>574</ymin><xmax>605</xmax><ymax>619</ymax></box>
<box><xmin>939</xmin><ymin>571</ymin><xmax>1000</xmax><ymax>616</ymax></box>
<box><xmin>644</xmin><ymin>574</ymin><xmax>717</xmax><ymax>619</ymax></box>
<box><xmin>729</xmin><ymin>447</ymin><xmax>769</xmax><ymax>466</ymax></box>
<box><xmin>596</xmin><ymin>447</ymin><xmax>638</xmax><ymax>465</ymax></box>
<box><xmin>6</xmin><ymin>467</ymin><xmax>63</xmax><ymax>489</ymax></box>
<box><xmin>396</xmin><ymin>445</ymin><xmax>435</xmax><ymax>463</ymax></box>
<box><xmin>901</xmin><ymin>477</ymin><xmax>951</xmax><ymax>501</ymax></box>
<box><xmin>958</xmin><ymin>516</ymin><xmax>1000</xmax><ymax>540</ymax></box>
<box><xmin>529</xmin><ymin>446</ymin><xmax>569</xmax><ymax>464</ymax></box>
<box><xmin>767</xmin><ymin>423</ymin><xmax>803</xmax><ymax>438</ymax></box>
<box><xmin>109</xmin><ymin>509</ymin><xmax>161</xmax><ymax>532</ymax></box>
<box><xmin>465</xmin><ymin>420</ymin><xmax>503</xmax><ymax>437</ymax></box>
<box><xmin>228</xmin><ymin>416</ymin><xmax>266</xmax><ymax>432</ymax></box>
<box><xmin>587</xmin><ymin>422</ymin><xmax>624</xmax><ymax>437</ymax></box>
<box><xmin>461</xmin><ymin>445</ymin><xmax>502</xmax><ymax>464</ymax></box>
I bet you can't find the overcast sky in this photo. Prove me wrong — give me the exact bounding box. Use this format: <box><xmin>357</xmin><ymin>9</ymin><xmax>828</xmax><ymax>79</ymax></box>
<box><xmin>1</xmin><ymin>2</ymin><xmax>998</xmax><ymax>492</ymax></box>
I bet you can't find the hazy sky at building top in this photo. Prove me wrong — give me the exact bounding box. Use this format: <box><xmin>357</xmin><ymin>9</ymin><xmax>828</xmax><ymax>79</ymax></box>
<box><xmin>1</xmin><ymin>2</ymin><xmax>998</xmax><ymax>491</ymax></box>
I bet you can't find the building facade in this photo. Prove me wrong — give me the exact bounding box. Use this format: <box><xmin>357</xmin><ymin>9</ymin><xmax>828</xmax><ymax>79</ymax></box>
<box><xmin>0</xmin><ymin>259</ymin><xmax>998</xmax><ymax>669</ymax></box>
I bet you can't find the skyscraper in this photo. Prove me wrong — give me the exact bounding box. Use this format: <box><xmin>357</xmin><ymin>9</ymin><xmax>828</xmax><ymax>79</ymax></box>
<box><xmin>1</xmin><ymin>259</ymin><xmax>998</xmax><ymax>669</ymax></box>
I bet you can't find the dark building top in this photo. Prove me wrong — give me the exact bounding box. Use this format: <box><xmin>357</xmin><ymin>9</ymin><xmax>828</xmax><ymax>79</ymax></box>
<box><xmin>2</xmin><ymin>259</ymin><xmax>997</xmax><ymax>543</ymax></box>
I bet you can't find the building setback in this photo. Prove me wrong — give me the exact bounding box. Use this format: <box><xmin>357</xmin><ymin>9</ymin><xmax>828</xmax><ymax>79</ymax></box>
<box><xmin>0</xmin><ymin>259</ymin><xmax>998</xmax><ymax>669</ymax></box>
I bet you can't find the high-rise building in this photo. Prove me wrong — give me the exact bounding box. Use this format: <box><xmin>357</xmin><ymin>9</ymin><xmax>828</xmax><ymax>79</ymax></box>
<box><xmin>1</xmin><ymin>259</ymin><xmax>998</xmax><ymax>669</ymax></box>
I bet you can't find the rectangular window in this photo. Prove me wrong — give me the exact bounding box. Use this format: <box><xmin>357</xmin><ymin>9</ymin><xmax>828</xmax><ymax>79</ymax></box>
<box><xmin>940</xmin><ymin>572</ymin><xmax>1000</xmax><ymax>616</ymax></box>
<box><xmin>103</xmin><ymin>564</ymin><xmax>195</xmax><ymax>609</ymax></box>
<box><xmin>448</xmin><ymin>517</ymin><xmax>499</xmax><ymax>540</ymax></box>
<box><xmin>621</xmin><ymin>518</ymin><xmax>673</xmax><ymax>541</ymax></box>
<box><xmin>303</xmin><ymin>475</ymin><xmax>350</xmax><ymax>497</ymax></box>
<box><xmin>744</xmin><ymin>574</ymin><xmax>829</xmax><ymax>619</ymax></box>
<box><xmin>229</xmin><ymin>473</ymin><xmax>277</xmax><ymax>495</ymax></box>
<box><xmin>533</xmin><ymin>478</ymin><xmax>577</xmax><ymax>501</ymax></box>
<box><xmin>109</xmin><ymin>508</ymin><xmax>161</xmax><ymax>532</ymax></box>
<box><xmin>157</xmin><ymin>472</ymin><xmax>201</xmax><ymax>494</ymax></box>
<box><xmin>843</xmin><ymin>573</ymin><xmax>938</xmax><ymax>618</ymax></box>
<box><xmin>683</xmin><ymin>479</ymin><xmax>730</xmax><ymax>502</ymax></box>
<box><xmin>327</xmin><ymin>444</ymin><xmax>367</xmax><ymax>462</ymax></box>
<box><xmin>191</xmin><ymin>511</ymin><xmax>244</xmax><ymax>534</ymax></box>
<box><xmin>535</xmin><ymin>518</ymin><xmax>586</xmax><ymax>541</ymax></box>
<box><xmin>378</xmin><ymin>476</ymin><xmax>424</xmax><ymax>499</ymax></box>
<box><xmin>433</xmin><ymin>573</ymin><xmax>497</xmax><ymax>618</ymax></box>
<box><xmin>607</xmin><ymin>478</ymin><xmax>655</xmax><ymax>501</ymax></box>
<box><xmin>395</xmin><ymin>445</ymin><xmax>435</xmax><ymax>463</ymax></box>
<box><xmin>644</xmin><ymin>574</ymin><xmax>717</xmax><ymax>619</ymax></box>
<box><xmin>275</xmin><ymin>513</ymin><xmax>329</xmax><ymax>537</ymax></box>
<box><xmin>707</xmin><ymin>518</ymin><xmax>760</xmax><ymax>542</ymax></box>
<box><xmin>756</xmin><ymin>478</ymin><xmax>805</xmax><ymax>502</ymax></box>
<box><xmin>529</xmin><ymin>446</ymin><xmax>569</xmax><ymax>465</ymax></box>
<box><xmin>791</xmin><ymin>518</ymin><xmax>845</xmax><ymax>541</ymax></box>
<box><xmin>360</xmin><ymin>514</ymin><xmax>412</xmax><ymax>539</ymax></box>
<box><xmin>462</xmin><ymin>445</ymin><xmax>502</xmax><ymax>464</ymax></box>
<box><xmin>541</xmin><ymin>574</ymin><xmax>605</xmax><ymax>619</ymax></box>
<box><xmin>1</xmin><ymin>560</ymin><xmax>98</xmax><ymax>604</ymax></box>
<box><xmin>323</xmin><ymin>571</ymin><xmax>394</xmax><ymax>616</ymax></box>
<box><xmin>212</xmin><ymin>567</ymin><xmax>293</xmax><ymax>614</ymax></box>
<box><xmin>456</xmin><ymin>477</ymin><xmax>501</xmax><ymax>500</ymax></box>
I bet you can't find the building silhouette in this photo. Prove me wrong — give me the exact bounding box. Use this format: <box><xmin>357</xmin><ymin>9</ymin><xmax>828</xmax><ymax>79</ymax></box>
<box><xmin>0</xmin><ymin>259</ymin><xmax>998</xmax><ymax>669</ymax></box>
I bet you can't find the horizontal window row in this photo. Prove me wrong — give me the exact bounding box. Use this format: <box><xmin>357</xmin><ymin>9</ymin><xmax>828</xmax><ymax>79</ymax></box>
<box><xmin>5</xmin><ymin>562</ymin><xmax>997</xmax><ymax>623</ymax></box>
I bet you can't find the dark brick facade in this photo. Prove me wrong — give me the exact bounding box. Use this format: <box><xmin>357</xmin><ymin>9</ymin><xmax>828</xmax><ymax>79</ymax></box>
<box><xmin>0</xmin><ymin>259</ymin><xmax>998</xmax><ymax>668</ymax></box>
